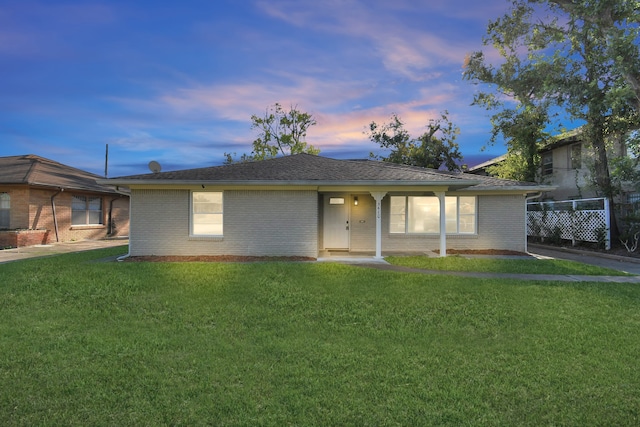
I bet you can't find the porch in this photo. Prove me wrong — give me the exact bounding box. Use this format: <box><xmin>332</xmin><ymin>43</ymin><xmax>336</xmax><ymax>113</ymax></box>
<box><xmin>319</xmin><ymin>191</ymin><xmax>450</xmax><ymax>259</ymax></box>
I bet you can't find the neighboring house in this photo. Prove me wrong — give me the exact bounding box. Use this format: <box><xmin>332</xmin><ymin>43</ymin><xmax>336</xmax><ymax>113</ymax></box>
<box><xmin>469</xmin><ymin>128</ymin><xmax>636</xmax><ymax>203</ymax></box>
<box><xmin>537</xmin><ymin>129</ymin><xmax>591</xmax><ymax>201</ymax></box>
<box><xmin>467</xmin><ymin>154</ymin><xmax>507</xmax><ymax>177</ymax></box>
<box><xmin>101</xmin><ymin>154</ymin><xmax>550</xmax><ymax>258</ymax></box>
<box><xmin>0</xmin><ymin>154</ymin><xmax>129</xmax><ymax>248</ymax></box>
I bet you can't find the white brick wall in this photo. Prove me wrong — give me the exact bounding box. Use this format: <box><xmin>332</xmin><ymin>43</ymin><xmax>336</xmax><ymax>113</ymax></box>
<box><xmin>130</xmin><ymin>189</ymin><xmax>318</xmax><ymax>257</ymax></box>
<box><xmin>379</xmin><ymin>194</ymin><xmax>526</xmax><ymax>253</ymax></box>
<box><xmin>130</xmin><ymin>189</ymin><xmax>527</xmax><ymax>257</ymax></box>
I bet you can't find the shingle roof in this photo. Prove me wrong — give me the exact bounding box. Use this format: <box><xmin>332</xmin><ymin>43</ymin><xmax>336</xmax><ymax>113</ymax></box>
<box><xmin>112</xmin><ymin>153</ymin><xmax>471</xmax><ymax>183</ymax></box>
<box><xmin>104</xmin><ymin>154</ymin><xmax>546</xmax><ymax>191</ymax></box>
<box><xmin>0</xmin><ymin>154</ymin><xmax>121</xmax><ymax>194</ymax></box>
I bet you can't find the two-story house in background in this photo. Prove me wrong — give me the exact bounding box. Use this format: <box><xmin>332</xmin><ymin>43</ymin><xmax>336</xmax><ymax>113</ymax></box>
<box><xmin>469</xmin><ymin>128</ymin><xmax>638</xmax><ymax>205</ymax></box>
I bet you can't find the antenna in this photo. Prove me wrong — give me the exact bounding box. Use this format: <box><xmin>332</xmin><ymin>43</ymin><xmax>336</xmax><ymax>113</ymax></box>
<box><xmin>148</xmin><ymin>160</ymin><xmax>162</xmax><ymax>173</ymax></box>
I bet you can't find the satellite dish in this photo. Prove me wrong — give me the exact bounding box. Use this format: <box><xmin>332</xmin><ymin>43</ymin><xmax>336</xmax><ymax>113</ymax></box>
<box><xmin>148</xmin><ymin>160</ymin><xmax>162</xmax><ymax>173</ymax></box>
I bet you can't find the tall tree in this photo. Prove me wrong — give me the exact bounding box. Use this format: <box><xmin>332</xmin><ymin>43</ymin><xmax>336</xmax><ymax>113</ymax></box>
<box><xmin>542</xmin><ymin>0</ymin><xmax>640</xmax><ymax>111</ymax></box>
<box><xmin>464</xmin><ymin>0</ymin><xmax>640</xmax><ymax>236</ymax></box>
<box><xmin>224</xmin><ymin>103</ymin><xmax>319</xmax><ymax>164</ymax></box>
<box><xmin>367</xmin><ymin>112</ymin><xmax>463</xmax><ymax>171</ymax></box>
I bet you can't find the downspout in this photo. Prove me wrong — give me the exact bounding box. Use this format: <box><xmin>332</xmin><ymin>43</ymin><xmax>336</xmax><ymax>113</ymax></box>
<box><xmin>116</xmin><ymin>186</ymin><xmax>131</xmax><ymax>262</ymax></box>
<box><xmin>524</xmin><ymin>192</ymin><xmax>543</xmax><ymax>253</ymax></box>
<box><xmin>107</xmin><ymin>196</ymin><xmax>120</xmax><ymax>236</ymax></box>
<box><xmin>50</xmin><ymin>188</ymin><xmax>64</xmax><ymax>243</ymax></box>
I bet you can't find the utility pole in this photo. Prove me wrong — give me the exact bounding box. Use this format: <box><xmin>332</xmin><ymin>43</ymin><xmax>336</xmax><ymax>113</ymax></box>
<box><xmin>104</xmin><ymin>144</ymin><xmax>109</xmax><ymax>178</ymax></box>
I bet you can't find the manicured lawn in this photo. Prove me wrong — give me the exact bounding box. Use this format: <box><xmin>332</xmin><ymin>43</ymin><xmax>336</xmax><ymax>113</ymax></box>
<box><xmin>1</xmin><ymin>246</ymin><xmax>640</xmax><ymax>425</ymax></box>
<box><xmin>386</xmin><ymin>255</ymin><xmax>631</xmax><ymax>275</ymax></box>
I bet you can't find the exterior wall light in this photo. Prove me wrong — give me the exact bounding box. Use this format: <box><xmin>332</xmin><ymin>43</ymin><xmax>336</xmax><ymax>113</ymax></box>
<box><xmin>354</xmin><ymin>196</ymin><xmax>358</xmax><ymax>206</ymax></box>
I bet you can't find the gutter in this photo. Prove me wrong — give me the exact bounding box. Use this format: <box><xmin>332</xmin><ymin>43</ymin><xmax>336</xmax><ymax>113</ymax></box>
<box><xmin>116</xmin><ymin>191</ymin><xmax>132</xmax><ymax>262</ymax></box>
<box><xmin>50</xmin><ymin>188</ymin><xmax>64</xmax><ymax>243</ymax></box>
<box><xmin>107</xmin><ymin>196</ymin><xmax>120</xmax><ymax>236</ymax></box>
<box><xmin>97</xmin><ymin>178</ymin><xmax>482</xmax><ymax>188</ymax></box>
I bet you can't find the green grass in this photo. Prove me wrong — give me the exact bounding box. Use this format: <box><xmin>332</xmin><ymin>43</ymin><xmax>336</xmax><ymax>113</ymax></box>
<box><xmin>1</xmin><ymin>246</ymin><xmax>640</xmax><ymax>425</ymax></box>
<box><xmin>386</xmin><ymin>255</ymin><xmax>631</xmax><ymax>275</ymax></box>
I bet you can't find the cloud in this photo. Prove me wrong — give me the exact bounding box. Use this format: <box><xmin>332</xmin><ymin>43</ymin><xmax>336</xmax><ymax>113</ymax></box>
<box><xmin>255</xmin><ymin>0</ymin><xmax>487</xmax><ymax>81</ymax></box>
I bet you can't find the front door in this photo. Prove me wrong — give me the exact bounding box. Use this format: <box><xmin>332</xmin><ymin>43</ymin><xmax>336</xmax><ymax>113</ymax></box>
<box><xmin>323</xmin><ymin>194</ymin><xmax>350</xmax><ymax>249</ymax></box>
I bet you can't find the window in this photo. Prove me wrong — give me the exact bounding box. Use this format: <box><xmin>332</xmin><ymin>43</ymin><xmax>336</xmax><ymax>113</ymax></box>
<box><xmin>72</xmin><ymin>195</ymin><xmax>103</xmax><ymax>225</ymax></box>
<box><xmin>0</xmin><ymin>192</ymin><xmax>9</xmax><ymax>229</ymax></box>
<box><xmin>570</xmin><ymin>143</ymin><xmax>582</xmax><ymax>169</ymax></box>
<box><xmin>390</xmin><ymin>196</ymin><xmax>476</xmax><ymax>234</ymax></box>
<box><xmin>192</xmin><ymin>192</ymin><xmax>223</xmax><ymax>236</ymax></box>
<box><xmin>542</xmin><ymin>152</ymin><xmax>553</xmax><ymax>176</ymax></box>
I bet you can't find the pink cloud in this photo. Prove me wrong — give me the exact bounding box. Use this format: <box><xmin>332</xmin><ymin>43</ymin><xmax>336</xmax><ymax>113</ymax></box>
<box><xmin>256</xmin><ymin>0</ymin><xmax>494</xmax><ymax>81</ymax></box>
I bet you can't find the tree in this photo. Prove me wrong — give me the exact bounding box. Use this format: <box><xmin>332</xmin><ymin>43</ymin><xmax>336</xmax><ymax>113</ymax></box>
<box><xmin>224</xmin><ymin>103</ymin><xmax>319</xmax><ymax>164</ymax></box>
<box><xmin>367</xmin><ymin>111</ymin><xmax>463</xmax><ymax>171</ymax></box>
<box><xmin>462</xmin><ymin>4</ymin><xmax>555</xmax><ymax>182</ymax></box>
<box><xmin>541</xmin><ymin>0</ymin><xmax>640</xmax><ymax>111</ymax></box>
<box><xmin>463</xmin><ymin>0</ymin><xmax>640</xmax><ymax>238</ymax></box>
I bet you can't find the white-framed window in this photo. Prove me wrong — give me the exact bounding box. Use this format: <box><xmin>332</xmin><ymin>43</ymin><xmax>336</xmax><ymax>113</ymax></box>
<box><xmin>72</xmin><ymin>195</ymin><xmax>103</xmax><ymax>225</ymax></box>
<box><xmin>191</xmin><ymin>191</ymin><xmax>223</xmax><ymax>236</ymax></box>
<box><xmin>0</xmin><ymin>192</ymin><xmax>9</xmax><ymax>229</ymax></box>
<box><xmin>541</xmin><ymin>152</ymin><xmax>553</xmax><ymax>176</ymax></box>
<box><xmin>390</xmin><ymin>195</ymin><xmax>476</xmax><ymax>234</ymax></box>
<box><xmin>570</xmin><ymin>143</ymin><xmax>582</xmax><ymax>169</ymax></box>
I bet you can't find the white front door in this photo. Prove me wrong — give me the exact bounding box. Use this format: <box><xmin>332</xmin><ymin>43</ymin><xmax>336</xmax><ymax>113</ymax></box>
<box><xmin>323</xmin><ymin>194</ymin><xmax>350</xmax><ymax>249</ymax></box>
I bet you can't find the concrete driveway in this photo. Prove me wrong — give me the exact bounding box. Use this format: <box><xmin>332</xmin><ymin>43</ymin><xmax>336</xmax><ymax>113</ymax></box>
<box><xmin>0</xmin><ymin>239</ymin><xmax>128</xmax><ymax>264</ymax></box>
<box><xmin>528</xmin><ymin>243</ymin><xmax>640</xmax><ymax>275</ymax></box>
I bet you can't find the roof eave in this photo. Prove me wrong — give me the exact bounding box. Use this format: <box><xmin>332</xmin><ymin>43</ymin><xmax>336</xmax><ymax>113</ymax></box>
<box><xmin>99</xmin><ymin>179</ymin><xmax>481</xmax><ymax>188</ymax></box>
<box><xmin>458</xmin><ymin>185</ymin><xmax>557</xmax><ymax>192</ymax></box>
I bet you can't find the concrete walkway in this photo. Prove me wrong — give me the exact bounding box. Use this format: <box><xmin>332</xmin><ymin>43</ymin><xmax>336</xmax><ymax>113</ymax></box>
<box><xmin>1</xmin><ymin>239</ymin><xmax>639</xmax><ymax>282</ymax></box>
<box><xmin>354</xmin><ymin>262</ymin><xmax>640</xmax><ymax>283</ymax></box>
<box><xmin>350</xmin><ymin>244</ymin><xmax>640</xmax><ymax>283</ymax></box>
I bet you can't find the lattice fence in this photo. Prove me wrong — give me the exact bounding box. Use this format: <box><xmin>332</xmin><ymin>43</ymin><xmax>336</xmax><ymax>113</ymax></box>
<box><xmin>527</xmin><ymin>198</ymin><xmax>611</xmax><ymax>249</ymax></box>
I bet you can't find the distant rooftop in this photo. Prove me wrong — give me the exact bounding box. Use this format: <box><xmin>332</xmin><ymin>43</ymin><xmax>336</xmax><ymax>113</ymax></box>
<box><xmin>0</xmin><ymin>154</ymin><xmax>121</xmax><ymax>194</ymax></box>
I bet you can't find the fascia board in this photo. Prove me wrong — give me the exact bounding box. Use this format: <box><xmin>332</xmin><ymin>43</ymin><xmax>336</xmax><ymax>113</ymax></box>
<box><xmin>98</xmin><ymin>179</ymin><xmax>480</xmax><ymax>188</ymax></box>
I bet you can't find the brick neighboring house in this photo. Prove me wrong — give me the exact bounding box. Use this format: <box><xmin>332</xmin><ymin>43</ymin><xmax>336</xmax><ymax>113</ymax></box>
<box><xmin>0</xmin><ymin>154</ymin><xmax>129</xmax><ymax>248</ymax></box>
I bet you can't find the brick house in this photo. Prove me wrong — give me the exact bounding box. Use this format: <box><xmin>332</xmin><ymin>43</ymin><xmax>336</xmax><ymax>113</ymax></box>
<box><xmin>102</xmin><ymin>154</ymin><xmax>551</xmax><ymax>258</ymax></box>
<box><xmin>0</xmin><ymin>154</ymin><xmax>129</xmax><ymax>248</ymax></box>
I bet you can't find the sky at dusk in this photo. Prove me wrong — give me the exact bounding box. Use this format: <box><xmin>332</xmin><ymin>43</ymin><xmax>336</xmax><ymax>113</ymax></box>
<box><xmin>0</xmin><ymin>0</ymin><xmax>575</xmax><ymax>177</ymax></box>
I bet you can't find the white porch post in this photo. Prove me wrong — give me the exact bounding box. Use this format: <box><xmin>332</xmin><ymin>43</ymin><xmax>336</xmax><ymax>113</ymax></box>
<box><xmin>370</xmin><ymin>192</ymin><xmax>387</xmax><ymax>259</ymax></box>
<box><xmin>436</xmin><ymin>191</ymin><xmax>447</xmax><ymax>257</ymax></box>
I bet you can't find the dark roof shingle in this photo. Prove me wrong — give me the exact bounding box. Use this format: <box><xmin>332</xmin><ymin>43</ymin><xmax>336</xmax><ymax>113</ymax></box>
<box><xmin>0</xmin><ymin>154</ymin><xmax>120</xmax><ymax>194</ymax></box>
<box><xmin>105</xmin><ymin>154</ymin><xmax>546</xmax><ymax>190</ymax></box>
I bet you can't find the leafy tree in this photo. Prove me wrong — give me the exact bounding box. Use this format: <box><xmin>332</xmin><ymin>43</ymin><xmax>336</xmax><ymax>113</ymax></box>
<box><xmin>367</xmin><ymin>111</ymin><xmax>463</xmax><ymax>171</ymax></box>
<box><xmin>464</xmin><ymin>0</ymin><xmax>640</xmax><ymax>237</ymax></box>
<box><xmin>224</xmin><ymin>103</ymin><xmax>319</xmax><ymax>164</ymax></box>
<box><xmin>463</xmin><ymin>7</ymin><xmax>555</xmax><ymax>182</ymax></box>
<box><xmin>542</xmin><ymin>0</ymin><xmax>640</xmax><ymax>111</ymax></box>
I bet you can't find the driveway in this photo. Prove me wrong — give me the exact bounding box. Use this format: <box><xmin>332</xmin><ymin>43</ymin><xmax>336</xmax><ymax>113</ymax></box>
<box><xmin>528</xmin><ymin>243</ymin><xmax>640</xmax><ymax>275</ymax></box>
<box><xmin>0</xmin><ymin>239</ymin><xmax>128</xmax><ymax>264</ymax></box>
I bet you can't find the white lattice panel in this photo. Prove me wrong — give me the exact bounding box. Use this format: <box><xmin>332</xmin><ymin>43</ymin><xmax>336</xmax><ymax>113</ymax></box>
<box><xmin>527</xmin><ymin>198</ymin><xmax>609</xmax><ymax>246</ymax></box>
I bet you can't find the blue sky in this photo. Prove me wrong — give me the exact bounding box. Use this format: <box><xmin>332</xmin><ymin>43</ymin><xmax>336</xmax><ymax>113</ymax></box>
<box><xmin>1</xmin><ymin>0</ymin><xmax>546</xmax><ymax>177</ymax></box>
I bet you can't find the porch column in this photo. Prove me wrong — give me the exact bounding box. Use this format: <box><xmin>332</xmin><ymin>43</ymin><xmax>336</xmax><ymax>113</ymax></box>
<box><xmin>436</xmin><ymin>191</ymin><xmax>447</xmax><ymax>257</ymax></box>
<box><xmin>370</xmin><ymin>191</ymin><xmax>387</xmax><ymax>259</ymax></box>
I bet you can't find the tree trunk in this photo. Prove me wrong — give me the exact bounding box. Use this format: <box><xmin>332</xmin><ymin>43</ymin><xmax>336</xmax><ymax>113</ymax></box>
<box><xmin>586</xmin><ymin>121</ymin><xmax>620</xmax><ymax>241</ymax></box>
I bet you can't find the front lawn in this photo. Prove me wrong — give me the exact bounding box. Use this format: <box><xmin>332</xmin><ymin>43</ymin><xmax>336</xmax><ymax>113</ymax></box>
<box><xmin>1</xmin><ymin>247</ymin><xmax>639</xmax><ymax>425</ymax></box>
